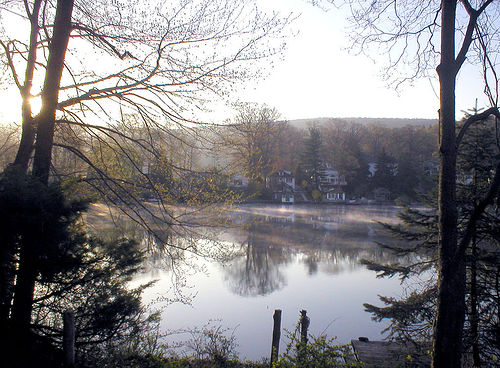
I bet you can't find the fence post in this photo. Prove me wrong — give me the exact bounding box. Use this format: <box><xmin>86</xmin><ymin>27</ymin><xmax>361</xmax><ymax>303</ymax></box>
<box><xmin>63</xmin><ymin>309</ymin><xmax>75</xmax><ymax>368</ymax></box>
<box><xmin>300</xmin><ymin>310</ymin><xmax>309</xmax><ymax>345</ymax></box>
<box><xmin>270</xmin><ymin>309</ymin><xmax>282</xmax><ymax>366</ymax></box>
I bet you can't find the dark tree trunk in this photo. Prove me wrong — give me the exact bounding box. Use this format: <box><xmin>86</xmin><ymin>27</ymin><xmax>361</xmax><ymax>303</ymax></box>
<box><xmin>10</xmin><ymin>247</ymin><xmax>37</xmax><ymax>333</ymax></box>
<box><xmin>432</xmin><ymin>1</ymin><xmax>466</xmax><ymax>367</ymax></box>
<box><xmin>470</xmin><ymin>233</ymin><xmax>480</xmax><ymax>367</ymax></box>
<box><xmin>32</xmin><ymin>0</ymin><xmax>74</xmax><ymax>184</ymax></box>
<box><xmin>0</xmin><ymin>242</ymin><xmax>16</xmax><ymax>329</ymax></box>
<box><xmin>13</xmin><ymin>0</ymin><xmax>42</xmax><ymax>172</ymax></box>
<box><xmin>13</xmin><ymin>116</ymin><xmax>36</xmax><ymax>172</ymax></box>
<box><xmin>8</xmin><ymin>0</ymin><xmax>74</xmax><ymax>343</ymax></box>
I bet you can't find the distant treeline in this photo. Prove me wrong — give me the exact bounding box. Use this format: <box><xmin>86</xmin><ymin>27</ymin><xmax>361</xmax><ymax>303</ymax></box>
<box><xmin>211</xmin><ymin>108</ymin><xmax>439</xmax><ymax>201</ymax></box>
<box><xmin>0</xmin><ymin>114</ymin><xmax>439</xmax><ymax>203</ymax></box>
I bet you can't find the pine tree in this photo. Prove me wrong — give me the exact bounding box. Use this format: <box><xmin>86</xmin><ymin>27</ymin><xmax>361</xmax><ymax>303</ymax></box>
<box><xmin>300</xmin><ymin>127</ymin><xmax>323</xmax><ymax>190</ymax></box>
<box><xmin>0</xmin><ymin>168</ymin><xmax>152</xmax><ymax>367</ymax></box>
<box><xmin>371</xmin><ymin>149</ymin><xmax>396</xmax><ymax>191</ymax></box>
<box><xmin>363</xmin><ymin>112</ymin><xmax>500</xmax><ymax>365</ymax></box>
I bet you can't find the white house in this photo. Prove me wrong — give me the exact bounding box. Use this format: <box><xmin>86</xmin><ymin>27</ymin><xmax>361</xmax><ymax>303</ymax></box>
<box><xmin>319</xmin><ymin>165</ymin><xmax>347</xmax><ymax>202</ymax></box>
<box><xmin>269</xmin><ymin>170</ymin><xmax>295</xmax><ymax>203</ymax></box>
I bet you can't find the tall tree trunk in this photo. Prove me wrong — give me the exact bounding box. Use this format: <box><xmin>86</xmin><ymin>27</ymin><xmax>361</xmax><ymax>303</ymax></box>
<box><xmin>432</xmin><ymin>1</ymin><xmax>466</xmax><ymax>367</ymax></box>
<box><xmin>8</xmin><ymin>244</ymin><xmax>39</xmax><ymax>368</ymax></box>
<box><xmin>13</xmin><ymin>0</ymin><xmax>43</xmax><ymax>172</ymax></box>
<box><xmin>0</xmin><ymin>240</ymin><xmax>16</xmax><ymax>330</ymax></box>
<box><xmin>470</xmin><ymin>232</ymin><xmax>480</xmax><ymax>367</ymax></box>
<box><xmin>9</xmin><ymin>0</ymin><xmax>74</xmax><ymax>343</ymax></box>
<box><xmin>14</xmin><ymin>117</ymin><xmax>36</xmax><ymax>172</ymax></box>
<box><xmin>32</xmin><ymin>0</ymin><xmax>74</xmax><ymax>185</ymax></box>
<box><xmin>10</xmin><ymin>246</ymin><xmax>37</xmax><ymax>333</ymax></box>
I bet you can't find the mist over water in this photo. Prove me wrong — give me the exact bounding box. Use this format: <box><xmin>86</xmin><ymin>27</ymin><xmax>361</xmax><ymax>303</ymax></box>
<box><xmin>132</xmin><ymin>204</ymin><xmax>413</xmax><ymax>360</ymax></box>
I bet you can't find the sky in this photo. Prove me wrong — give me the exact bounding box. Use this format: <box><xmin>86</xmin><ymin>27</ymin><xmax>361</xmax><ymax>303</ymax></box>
<box><xmin>0</xmin><ymin>0</ymin><xmax>492</xmax><ymax>125</ymax></box>
<box><xmin>234</xmin><ymin>0</ymin><xmax>490</xmax><ymax>121</ymax></box>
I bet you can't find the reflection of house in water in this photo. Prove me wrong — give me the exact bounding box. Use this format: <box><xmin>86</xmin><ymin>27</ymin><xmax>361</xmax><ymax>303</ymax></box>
<box><xmin>226</xmin><ymin>205</ymin><xmax>400</xmax><ymax>250</ymax></box>
<box><xmin>310</xmin><ymin>215</ymin><xmax>345</xmax><ymax>230</ymax></box>
<box><xmin>265</xmin><ymin>212</ymin><xmax>295</xmax><ymax>224</ymax></box>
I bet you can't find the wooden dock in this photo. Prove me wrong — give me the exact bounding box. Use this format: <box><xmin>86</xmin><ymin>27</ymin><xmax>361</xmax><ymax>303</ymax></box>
<box><xmin>350</xmin><ymin>337</ymin><xmax>430</xmax><ymax>367</ymax></box>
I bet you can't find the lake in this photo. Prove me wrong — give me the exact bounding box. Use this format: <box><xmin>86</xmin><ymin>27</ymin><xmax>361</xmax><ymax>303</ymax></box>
<box><xmin>130</xmin><ymin>204</ymin><xmax>412</xmax><ymax>361</ymax></box>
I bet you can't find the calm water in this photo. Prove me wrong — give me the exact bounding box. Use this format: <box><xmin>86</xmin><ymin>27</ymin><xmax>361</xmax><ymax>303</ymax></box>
<box><xmin>132</xmin><ymin>204</ymin><xmax>412</xmax><ymax>360</ymax></box>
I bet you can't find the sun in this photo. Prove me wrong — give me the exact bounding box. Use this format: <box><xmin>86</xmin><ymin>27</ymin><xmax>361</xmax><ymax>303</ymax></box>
<box><xmin>28</xmin><ymin>96</ymin><xmax>42</xmax><ymax>115</ymax></box>
<box><xmin>0</xmin><ymin>90</ymin><xmax>44</xmax><ymax>125</ymax></box>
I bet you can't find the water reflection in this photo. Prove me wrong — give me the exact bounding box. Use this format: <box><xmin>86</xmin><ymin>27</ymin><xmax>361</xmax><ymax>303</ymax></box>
<box><xmin>220</xmin><ymin>205</ymin><xmax>406</xmax><ymax>297</ymax></box>
<box><xmin>224</xmin><ymin>240</ymin><xmax>289</xmax><ymax>296</ymax></box>
<box><xmin>120</xmin><ymin>204</ymin><xmax>413</xmax><ymax>360</ymax></box>
<box><xmin>90</xmin><ymin>203</ymin><xmax>406</xmax><ymax>298</ymax></box>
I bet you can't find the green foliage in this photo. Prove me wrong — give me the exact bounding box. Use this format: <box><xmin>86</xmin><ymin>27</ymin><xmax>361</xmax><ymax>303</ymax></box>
<box><xmin>361</xmin><ymin>201</ymin><xmax>438</xmax><ymax>343</ymax></box>
<box><xmin>246</xmin><ymin>180</ymin><xmax>272</xmax><ymax>200</ymax></box>
<box><xmin>0</xmin><ymin>166</ymin><xmax>89</xmax><ymax>335</ymax></box>
<box><xmin>186</xmin><ymin>322</ymin><xmax>239</xmax><ymax>365</ymax></box>
<box><xmin>311</xmin><ymin>189</ymin><xmax>322</xmax><ymax>202</ymax></box>
<box><xmin>94</xmin><ymin>319</ymin><xmax>268</xmax><ymax>368</ymax></box>
<box><xmin>35</xmin><ymin>235</ymin><xmax>154</xmax><ymax>354</ymax></box>
<box><xmin>395</xmin><ymin>155</ymin><xmax>418</xmax><ymax>200</ymax></box>
<box><xmin>273</xmin><ymin>322</ymin><xmax>359</xmax><ymax>368</ymax></box>
<box><xmin>322</xmin><ymin>122</ymin><xmax>369</xmax><ymax>197</ymax></box>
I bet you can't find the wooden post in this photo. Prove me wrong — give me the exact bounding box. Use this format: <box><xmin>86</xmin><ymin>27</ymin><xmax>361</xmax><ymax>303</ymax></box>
<box><xmin>63</xmin><ymin>309</ymin><xmax>75</xmax><ymax>368</ymax></box>
<box><xmin>270</xmin><ymin>309</ymin><xmax>282</xmax><ymax>366</ymax></box>
<box><xmin>300</xmin><ymin>310</ymin><xmax>309</xmax><ymax>345</ymax></box>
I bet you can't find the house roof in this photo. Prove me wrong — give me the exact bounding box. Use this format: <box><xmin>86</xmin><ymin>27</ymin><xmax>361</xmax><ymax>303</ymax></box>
<box><xmin>270</xmin><ymin>169</ymin><xmax>293</xmax><ymax>177</ymax></box>
<box><xmin>272</xmin><ymin>182</ymin><xmax>294</xmax><ymax>194</ymax></box>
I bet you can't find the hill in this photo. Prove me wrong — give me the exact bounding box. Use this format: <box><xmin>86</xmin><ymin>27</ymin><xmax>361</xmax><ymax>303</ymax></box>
<box><xmin>288</xmin><ymin>117</ymin><xmax>437</xmax><ymax>129</ymax></box>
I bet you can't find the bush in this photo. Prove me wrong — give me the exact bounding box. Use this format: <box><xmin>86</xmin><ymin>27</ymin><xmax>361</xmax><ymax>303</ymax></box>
<box><xmin>273</xmin><ymin>321</ymin><xmax>359</xmax><ymax>368</ymax></box>
<box><xmin>186</xmin><ymin>321</ymin><xmax>239</xmax><ymax>366</ymax></box>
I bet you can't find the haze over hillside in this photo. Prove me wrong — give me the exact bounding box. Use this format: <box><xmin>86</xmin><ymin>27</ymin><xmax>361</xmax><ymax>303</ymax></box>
<box><xmin>288</xmin><ymin>117</ymin><xmax>438</xmax><ymax>129</ymax></box>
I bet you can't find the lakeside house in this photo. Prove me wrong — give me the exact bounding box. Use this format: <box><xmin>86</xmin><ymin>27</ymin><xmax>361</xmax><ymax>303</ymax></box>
<box><xmin>229</xmin><ymin>166</ymin><xmax>349</xmax><ymax>204</ymax></box>
<box><xmin>319</xmin><ymin>165</ymin><xmax>347</xmax><ymax>202</ymax></box>
<box><xmin>267</xmin><ymin>166</ymin><xmax>348</xmax><ymax>204</ymax></box>
<box><xmin>268</xmin><ymin>170</ymin><xmax>295</xmax><ymax>203</ymax></box>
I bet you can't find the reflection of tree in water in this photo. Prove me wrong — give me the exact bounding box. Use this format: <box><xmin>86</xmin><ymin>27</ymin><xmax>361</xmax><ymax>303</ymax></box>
<box><xmin>304</xmin><ymin>248</ymin><xmax>417</xmax><ymax>276</ymax></box>
<box><xmin>304</xmin><ymin>253</ymin><xmax>320</xmax><ymax>275</ymax></box>
<box><xmin>223</xmin><ymin>209</ymin><xmax>418</xmax><ymax>296</ymax></box>
<box><xmin>88</xmin><ymin>209</ymin><xmax>231</xmax><ymax>293</ymax></box>
<box><xmin>94</xmin><ymin>205</ymin><xmax>412</xmax><ymax>297</ymax></box>
<box><xmin>224</xmin><ymin>223</ymin><xmax>292</xmax><ymax>296</ymax></box>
